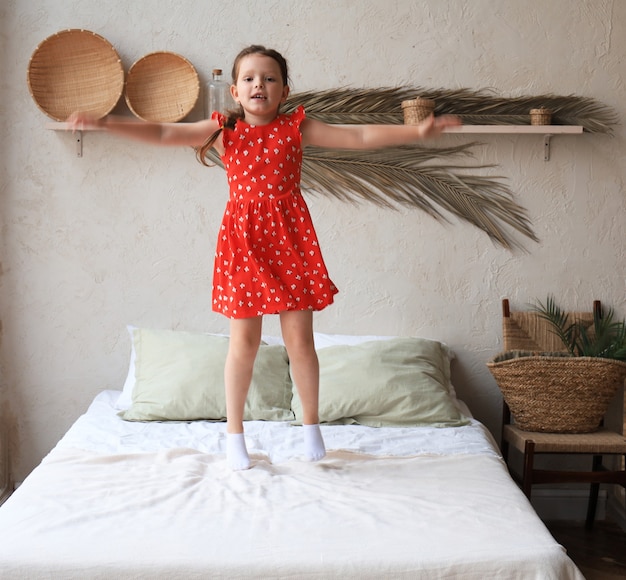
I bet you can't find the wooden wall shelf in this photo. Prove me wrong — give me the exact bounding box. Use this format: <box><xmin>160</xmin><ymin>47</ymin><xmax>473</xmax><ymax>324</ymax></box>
<box><xmin>444</xmin><ymin>125</ymin><xmax>583</xmax><ymax>161</ymax></box>
<box><xmin>443</xmin><ymin>125</ymin><xmax>583</xmax><ymax>135</ymax></box>
<box><xmin>46</xmin><ymin>122</ymin><xmax>584</xmax><ymax>160</ymax></box>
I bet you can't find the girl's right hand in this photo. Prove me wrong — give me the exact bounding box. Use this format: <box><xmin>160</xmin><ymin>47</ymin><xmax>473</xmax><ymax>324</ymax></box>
<box><xmin>66</xmin><ymin>112</ymin><xmax>103</xmax><ymax>131</ymax></box>
<box><xmin>64</xmin><ymin>112</ymin><xmax>220</xmax><ymax>148</ymax></box>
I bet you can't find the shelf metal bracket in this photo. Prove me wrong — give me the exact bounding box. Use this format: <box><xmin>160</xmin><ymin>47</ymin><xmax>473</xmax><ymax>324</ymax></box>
<box><xmin>544</xmin><ymin>134</ymin><xmax>553</xmax><ymax>161</ymax></box>
<box><xmin>75</xmin><ymin>131</ymin><xmax>83</xmax><ymax>157</ymax></box>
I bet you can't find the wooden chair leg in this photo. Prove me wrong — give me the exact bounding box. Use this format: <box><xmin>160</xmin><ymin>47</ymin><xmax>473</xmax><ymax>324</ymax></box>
<box><xmin>585</xmin><ymin>455</ymin><xmax>603</xmax><ymax>530</ymax></box>
<box><xmin>523</xmin><ymin>440</ymin><xmax>535</xmax><ymax>499</ymax></box>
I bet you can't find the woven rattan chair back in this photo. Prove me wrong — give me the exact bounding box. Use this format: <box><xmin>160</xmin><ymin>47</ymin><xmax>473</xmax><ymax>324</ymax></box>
<box><xmin>502</xmin><ymin>300</ymin><xmax>597</xmax><ymax>353</ymax></box>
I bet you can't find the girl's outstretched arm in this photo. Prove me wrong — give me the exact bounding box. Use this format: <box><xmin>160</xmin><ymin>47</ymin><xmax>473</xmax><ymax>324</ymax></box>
<box><xmin>66</xmin><ymin>112</ymin><xmax>220</xmax><ymax>148</ymax></box>
<box><xmin>301</xmin><ymin>114</ymin><xmax>461</xmax><ymax>150</ymax></box>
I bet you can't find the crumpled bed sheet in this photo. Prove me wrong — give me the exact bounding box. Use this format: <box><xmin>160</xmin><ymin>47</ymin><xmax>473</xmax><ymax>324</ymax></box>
<box><xmin>0</xmin><ymin>390</ymin><xmax>584</xmax><ymax>580</ymax></box>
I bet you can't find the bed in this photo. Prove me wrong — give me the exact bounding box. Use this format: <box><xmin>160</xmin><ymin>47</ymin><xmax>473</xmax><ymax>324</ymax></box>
<box><xmin>0</xmin><ymin>328</ymin><xmax>584</xmax><ymax>579</ymax></box>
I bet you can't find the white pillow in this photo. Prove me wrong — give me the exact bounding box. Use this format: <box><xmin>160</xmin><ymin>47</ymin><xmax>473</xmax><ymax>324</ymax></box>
<box><xmin>116</xmin><ymin>326</ymin><xmax>138</xmax><ymax>410</ymax></box>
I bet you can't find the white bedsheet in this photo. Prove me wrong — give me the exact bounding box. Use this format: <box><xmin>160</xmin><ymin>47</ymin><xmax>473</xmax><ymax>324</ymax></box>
<box><xmin>57</xmin><ymin>390</ymin><xmax>498</xmax><ymax>462</ymax></box>
<box><xmin>0</xmin><ymin>391</ymin><xmax>584</xmax><ymax>579</ymax></box>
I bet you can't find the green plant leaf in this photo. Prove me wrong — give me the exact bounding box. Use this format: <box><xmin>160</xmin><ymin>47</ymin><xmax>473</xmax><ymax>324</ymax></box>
<box><xmin>531</xmin><ymin>296</ymin><xmax>626</xmax><ymax>361</ymax></box>
<box><xmin>532</xmin><ymin>296</ymin><xmax>578</xmax><ymax>356</ymax></box>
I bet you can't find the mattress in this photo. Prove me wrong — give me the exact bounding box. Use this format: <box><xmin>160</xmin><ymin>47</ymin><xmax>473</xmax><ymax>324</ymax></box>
<box><xmin>0</xmin><ymin>390</ymin><xmax>583</xmax><ymax>579</ymax></box>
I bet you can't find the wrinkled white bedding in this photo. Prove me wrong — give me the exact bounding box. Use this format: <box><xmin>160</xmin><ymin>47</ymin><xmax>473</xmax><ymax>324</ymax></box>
<box><xmin>57</xmin><ymin>390</ymin><xmax>497</xmax><ymax>462</ymax></box>
<box><xmin>0</xmin><ymin>391</ymin><xmax>584</xmax><ymax>579</ymax></box>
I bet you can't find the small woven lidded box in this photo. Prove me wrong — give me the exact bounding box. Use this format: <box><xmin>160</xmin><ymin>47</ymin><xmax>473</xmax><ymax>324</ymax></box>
<box><xmin>530</xmin><ymin>108</ymin><xmax>552</xmax><ymax>125</ymax></box>
<box><xmin>402</xmin><ymin>97</ymin><xmax>435</xmax><ymax>125</ymax></box>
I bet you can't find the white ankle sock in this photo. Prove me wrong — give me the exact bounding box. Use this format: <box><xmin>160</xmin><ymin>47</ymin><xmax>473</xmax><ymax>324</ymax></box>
<box><xmin>303</xmin><ymin>424</ymin><xmax>326</xmax><ymax>461</ymax></box>
<box><xmin>227</xmin><ymin>433</ymin><xmax>251</xmax><ymax>471</ymax></box>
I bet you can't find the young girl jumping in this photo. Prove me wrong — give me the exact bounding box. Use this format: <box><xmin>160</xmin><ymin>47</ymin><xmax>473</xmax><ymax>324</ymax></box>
<box><xmin>68</xmin><ymin>45</ymin><xmax>460</xmax><ymax>470</ymax></box>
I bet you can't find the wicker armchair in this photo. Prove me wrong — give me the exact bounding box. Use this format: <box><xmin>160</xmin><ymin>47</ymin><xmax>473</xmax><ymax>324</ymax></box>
<box><xmin>499</xmin><ymin>298</ymin><xmax>626</xmax><ymax>529</ymax></box>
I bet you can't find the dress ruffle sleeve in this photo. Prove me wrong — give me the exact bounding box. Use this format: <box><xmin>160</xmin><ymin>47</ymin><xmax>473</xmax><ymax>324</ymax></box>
<box><xmin>211</xmin><ymin>111</ymin><xmax>227</xmax><ymax>153</ymax></box>
<box><xmin>289</xmin><ymin>106</ymin><xmax>306</xmax><ymax>129</ymax></box>
<box><xmin>211</xmin><ymin>111</ymin><xmax>225</xmax><ymax>127</ymax></box>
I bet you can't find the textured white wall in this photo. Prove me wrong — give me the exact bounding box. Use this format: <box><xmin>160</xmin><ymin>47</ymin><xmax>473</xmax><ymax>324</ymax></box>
<box><xmin>1</xmin><ymin>0</ymin><xmax>624</xmax><ymax>482</ymax></box>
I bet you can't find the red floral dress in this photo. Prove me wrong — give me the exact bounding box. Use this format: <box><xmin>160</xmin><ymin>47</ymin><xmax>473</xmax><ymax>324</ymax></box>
<box><xmin>211</xmin><ymin>106</ymin><xmax>338</xmax><ymax>319</ymax></box>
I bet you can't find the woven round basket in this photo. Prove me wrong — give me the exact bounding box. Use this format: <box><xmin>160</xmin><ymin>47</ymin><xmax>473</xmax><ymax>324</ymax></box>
<box><xmin>530</xmin><ymin>108</ymin><xmax>552</xmax><ymax>125</ymax></box>
<box><xmin>402</xmin><ymin>97</ymin><xmax>435</xmax><ymax>125</ymax></box>
<box><xmin>487</xmin><ymin>352</ymin><xmax>626</xmax><ymax>433</ymax></box>
<box><xmin>125</xmin><ymin>52</ymin><xmax>200</xmax><ymax>122</ymax></box>
<box><xmin>27</xmin><ymin>29</ymin><xmax>124</xmax><ymax>121</ymax></box>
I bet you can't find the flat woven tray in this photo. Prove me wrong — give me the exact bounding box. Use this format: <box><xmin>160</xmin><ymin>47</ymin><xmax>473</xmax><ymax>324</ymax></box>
<box><xmin>124</xmin><ymin>51</ymin><xmax>200</xmax><ymax>122</ymax></box>
<box><xmin>27</xmin><ymin>29</ymin><xmax>124</xmax><ymax>121</ymax></box>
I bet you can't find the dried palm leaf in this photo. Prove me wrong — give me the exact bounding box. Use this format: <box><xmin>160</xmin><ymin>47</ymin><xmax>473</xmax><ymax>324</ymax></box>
<box><xmin>299</xmin><ymin>146</ymin><xmax>537</xmax><ymax>250</ymax></box>
<box><xmin>285</xmin><ymin>87</ymin><xmax>618</xmax><ymax>133</ymax></box>
<box><xmin>426</xmin><ymin>88</ymin><xmax>618</xmax><ymax>133</ymax></box>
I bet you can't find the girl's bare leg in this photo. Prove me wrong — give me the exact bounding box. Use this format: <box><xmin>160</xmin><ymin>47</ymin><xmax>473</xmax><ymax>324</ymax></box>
<box><xmin>280</xmin><ymin>310</ymin><xmax>326</xmax><ymax>461</ymax></box>
<box><xmin>225</xmin><ymin>316</ymin><xmax>262</xmax><ymax>470</ymax></box>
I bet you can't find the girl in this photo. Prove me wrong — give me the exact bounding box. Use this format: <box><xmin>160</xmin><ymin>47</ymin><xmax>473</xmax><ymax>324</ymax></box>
<box><xmin>68</xmin><ymin>45</ymin><xmax>460</xmax><ymax>470</ymax></box>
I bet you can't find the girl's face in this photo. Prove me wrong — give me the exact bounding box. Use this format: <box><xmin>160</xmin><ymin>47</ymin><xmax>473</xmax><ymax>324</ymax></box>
<box><xmin>231</xmin><ymin>54</ymin><xmax>289</xmax><ymax>124</ymax></box>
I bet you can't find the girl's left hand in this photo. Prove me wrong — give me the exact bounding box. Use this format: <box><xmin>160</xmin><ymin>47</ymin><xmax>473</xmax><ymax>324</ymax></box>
<box><xmin>418</xmin><ymin>114</ymin><xmax>462</xmax><ymax>138</ymax></box>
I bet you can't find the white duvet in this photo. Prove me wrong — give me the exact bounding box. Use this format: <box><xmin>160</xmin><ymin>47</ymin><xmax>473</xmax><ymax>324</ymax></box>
<box><xmin>0</xmin><ymin>391</ymin><xmax>584</xmax><ymax>579</ymax></box>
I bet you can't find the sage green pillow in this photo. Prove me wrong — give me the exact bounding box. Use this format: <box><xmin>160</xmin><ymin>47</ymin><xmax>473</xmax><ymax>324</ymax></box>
<box><xmin>292</xmin><ymin>337</ymin><xmax>468</xmax><ymax>427</ymax></box>
<box><xmin>121</xmin><ymin>328</ymin><xmax>293</xmax><ymax>422</ymax></box>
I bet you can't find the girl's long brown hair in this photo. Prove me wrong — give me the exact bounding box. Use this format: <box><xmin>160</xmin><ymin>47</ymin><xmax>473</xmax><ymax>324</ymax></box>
<box><xmin>196</xmin><ymin>45</ymin><xmax>290</xmax><ymax>166</ymax></box>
